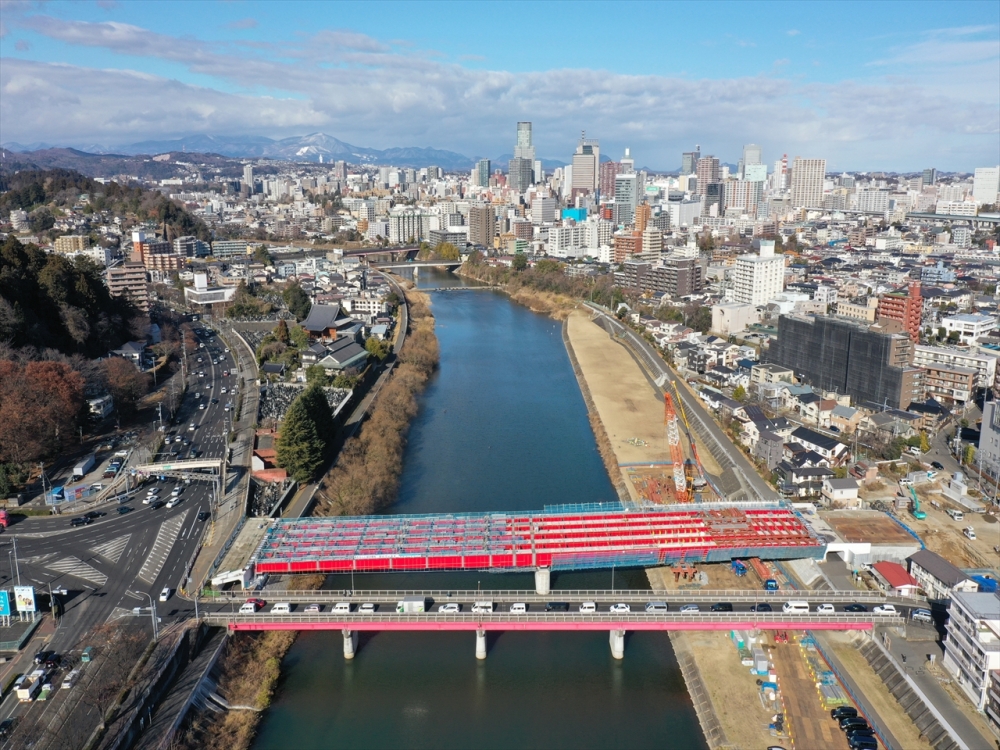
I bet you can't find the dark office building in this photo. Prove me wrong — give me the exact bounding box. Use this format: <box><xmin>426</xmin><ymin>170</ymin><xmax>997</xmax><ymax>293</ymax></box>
<box><xmin>767</xmin><ymin>315</ymin><xmax>924</xmax><ymax>410</ymax></box>
<box><xmin>614</xmin><ymin>256</ymin><xmax>704</xmax><ymax>298</ymax></box>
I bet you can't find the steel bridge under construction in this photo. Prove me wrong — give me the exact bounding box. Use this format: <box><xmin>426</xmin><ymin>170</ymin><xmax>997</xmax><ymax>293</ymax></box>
<box><xmin>253</xmin><ymin>504</ymin><xmax>823</xmax><ymax>576</ymax></box>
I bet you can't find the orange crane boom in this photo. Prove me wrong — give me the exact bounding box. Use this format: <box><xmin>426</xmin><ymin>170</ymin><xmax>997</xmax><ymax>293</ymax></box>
<box><xmin>664</xmin><ymin>393</ymin><xmax>688</xmax><ymax>502</ymax></box>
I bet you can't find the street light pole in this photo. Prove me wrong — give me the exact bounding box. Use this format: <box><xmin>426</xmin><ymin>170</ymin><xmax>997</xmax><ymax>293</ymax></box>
<box><xmin>133</xmin><ymin>590</ymin><xmax>159</xmax><ymax>641</ymax></box>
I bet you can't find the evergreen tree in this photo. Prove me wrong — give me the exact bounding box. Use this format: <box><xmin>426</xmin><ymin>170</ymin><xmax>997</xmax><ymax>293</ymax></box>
<box><xmin>276</xmin><ymin>393</ymin><xmax>325</xmax><ymax>481</ymax></box>
<box><xmin>300</xmin><ymin>382</ymin><xmax>336</xmax><ymax>446</ymax></box>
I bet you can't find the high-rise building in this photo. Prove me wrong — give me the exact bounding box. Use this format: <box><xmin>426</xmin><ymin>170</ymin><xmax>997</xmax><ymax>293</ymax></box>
<box><xmin>613</xmin><ymin>173</ymin><xmax>638</xmax><ymax>225</ymax></box>
<box><xmin>972</xmin><ymin>166</ymin><xmax>1000</xmax><ymax>206</ymax></box>
<box><xmin>468</xmin><ymin>204</ymin><xmax>496</xmax><ymax>248</ymax></box>
<box><xmin>106</xmin><ymin>262</ymin><xmax>150</xmax><ymax>312</ymax></box>
<box><xmin>243</xmin><ymin>164</ymin><xmax>254</xmax><ymax>192</ymax></box>
<box><xmin>733</xmin><ymin>240</ymin><xmax>784</xmax><ymax>306</ymax></box>
<box><xmin>54</xmin><ymin>235</ymin><xmax>88</xmax><ymax>253</ymax></box>
<box><xmin>635</xmin><ymin>203</ymin><xmax>652</xmax><ymax>233</ymax></box>
<box><xmin>334</xmin><ymin>160</ymin><xmax>348</xmax><ymax>181</ymax></box>
<box><xmin>857</xmin><ymin>188</ymin><xmax>890</xmax><ymax>214</ymax></box>
<box><xmin>599</xmin><ymin>161</ymin><xmax>619</xmax><ymax>199</ymax></box>
<box><xmin>922</xmin><ymin>168</ymin><xmax>937</xmax><ymax>186</ymax></box>
<box><xmin>767</xmin><ymin>315</ymin><xmax>923</xmax><ymax>410</ymax></box>
<box><xmin>571</xmin><ymin>133</ymin><xmax>600</xmax><ymax>196</ymax></box>
<box><xmin>514</xmin><ymin>122</ymin><xmax>535</xmax><ymax>162</ymax></box>
<box><xmin>475</xmin><ymin>159</ymin><xmax>491</xmax><ymax>188</ymax></box>
<box><xmin>508</xmin><ymin>157</ymin><xmax>534</xmax><ymax>193</ymax></box>
<box><xmin>696</xmin><ymin>156</ymin><xmax>720</xmax><ymax>194</ymax></box>
<box><xmin>620</xmin><ymin>148</ymin><xmax>635</xmax><ymax>174</ymax></box>
<box><xmin>744</xmin><ymin>163</ymin><xmax>767</xmax><ymax>183</ymax></box>
<box><xmin>739</xmin><ymin>144</ymin><xmax>762</xmax><ymax>178</ymax></box>
<box><xmin>790</xmin><ymin>157</ymin><xmax>826</xmax><ymax>208</ymax></box>
<box><xmin>876</xmin><ymin>281</ymin><xmax>923</xmax><ymax>343</ymax></box>
<box><xmin>681</xmin><ymin>147</ymin><xmax>701</xmax><ymax>175</ymax></box>
<box><xmin>531</xmin><ymin>196</ymin><xmax>556</xmax><ymax>225</ymax></box>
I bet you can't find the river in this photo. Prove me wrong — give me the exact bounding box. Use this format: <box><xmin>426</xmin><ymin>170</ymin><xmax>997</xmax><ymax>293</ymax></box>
<box><xmin>252</xmin><ymin>269</ymin><xmax>706</xmax><ymax>750</ymax></box>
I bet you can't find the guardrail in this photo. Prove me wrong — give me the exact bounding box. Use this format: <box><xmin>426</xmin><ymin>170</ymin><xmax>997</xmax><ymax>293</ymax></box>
<box><xmin>201</xmin><ymin>588</ymin><xmax>926</xmax><ymax>606</ymax></box>
<box><xmin>201</xmin><ymin>611</ymin><xmax>903</xmax><ymax>628</ymax></box>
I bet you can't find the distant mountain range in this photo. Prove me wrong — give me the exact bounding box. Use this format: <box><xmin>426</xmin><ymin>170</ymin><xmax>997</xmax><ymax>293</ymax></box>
<box><xmin>2</xmin><ymin>132</ymin><xmax>568</xmax><ymax>172</ymax></box>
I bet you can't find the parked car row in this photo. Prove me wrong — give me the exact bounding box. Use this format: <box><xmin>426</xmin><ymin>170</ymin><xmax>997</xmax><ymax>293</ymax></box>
<box><xmin>831</xmin><ymin>707</ymin><xmax>877</xmax><ymax>749</ymax></box>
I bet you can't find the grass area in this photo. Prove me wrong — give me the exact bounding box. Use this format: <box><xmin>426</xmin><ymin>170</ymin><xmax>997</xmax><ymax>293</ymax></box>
<box><xmin>825</xmin><ymin>633</ymin><xmax>934</xmax><ymax>750</ymax></box>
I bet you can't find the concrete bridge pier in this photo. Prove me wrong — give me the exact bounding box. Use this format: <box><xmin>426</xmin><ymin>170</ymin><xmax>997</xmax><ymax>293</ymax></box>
<box><xmin>476</xmin><ymin>629</ymin><xmax>487</xmax><ymax>660</ymax></box>
<box><xmin>534</xmin><ymin>567</ymin><xmax>550</xmax><ymax>596</ymax></box>
<box><xmin>609</xmin><ymin>630</ymin><xmax>625</xmax><ymax>660</ymax></box>
<box><xmin>343</xmin><ymin>629</ymin><xmax>358</xmax><ymax>660</ymax></box>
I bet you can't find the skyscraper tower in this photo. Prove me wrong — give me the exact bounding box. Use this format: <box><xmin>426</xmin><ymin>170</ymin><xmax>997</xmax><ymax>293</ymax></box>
<box><xmin>681</xmin><ymin>146</ymin><xmax>701</xmax><ymax>175</ymax></box>
<box><xmin>475</xmin><ymin>159</ymin><xmax>491</xmax><ymax>188</ymax></box>
<box><xmin>242</xmin><ymin>164</ymin><xmax>254</xmax><ymax>192</ymax></box>
<box><xmin>620</xmin><ymin>148</ymin><xmax>635</xmax><ymax>174</ymax></box>
<box><xmin>790</xmin><ymin>157</ymin><xmax>827</xmax><ymax>208</ymax></box>
<box><xmin>738</xmin><ymin>144</ymin><xmax>762</xmax><ymax>178</ymax></box>
<box><xmin>571</xmin><ymin>132</ymin><xmax>600</xmax><ymax>197</ymax></box>
<box><xmin>514</xmin><ymin>122</ymin><xmax>535</xmax><ymax>162</ymax></box>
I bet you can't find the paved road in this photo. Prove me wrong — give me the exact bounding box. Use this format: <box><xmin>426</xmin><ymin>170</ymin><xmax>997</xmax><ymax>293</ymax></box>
<box><xmin>0</xmin><ymin>323</ymin><xmax>238</xmax><ymax>739</ymax></box>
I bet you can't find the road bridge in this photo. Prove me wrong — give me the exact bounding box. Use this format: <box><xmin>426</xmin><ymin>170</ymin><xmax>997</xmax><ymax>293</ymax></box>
<box><xmin>370</xmin><ymin>260</ymin><xmax>462</xmax><ymax>270</ymax></box>
<box><xmin>251</xmin><ymin>505</ymin><xmax>824</xmax><ymax>592</ymax></box>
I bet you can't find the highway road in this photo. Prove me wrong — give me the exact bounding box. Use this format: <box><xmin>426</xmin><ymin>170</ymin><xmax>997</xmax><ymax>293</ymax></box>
<box><xmin>0</xmin><ymin>322</ymin><xmax>240</xmax><ymax>739</ymax></box>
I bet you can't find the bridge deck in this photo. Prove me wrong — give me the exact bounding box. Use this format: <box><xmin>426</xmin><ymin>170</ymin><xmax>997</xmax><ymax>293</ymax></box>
<box><xmin>253</xmin><ymin>506</ymin><xmax>822</xmax><ymax>574</ymax></box>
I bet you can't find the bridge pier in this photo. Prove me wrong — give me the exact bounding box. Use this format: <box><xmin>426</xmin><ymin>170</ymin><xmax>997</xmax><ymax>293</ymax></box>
<box><xmin>609</xmin><ymin>630</ymin><xmax>625</xmax><ymax>660</ymax></box>
<box><xmin>343</xmin><ymin>629</ymin><xmax>358</xmax><ymax>660</ymax></box>
<box><xmin>534</xmin><ymin>567</ymin><xmax>550</xmax><ymax>596</ymax></box>
<box><xmin>476</xmin><ymin>629</ymin><xmax>487</xmax><ymax>660</ymax></box>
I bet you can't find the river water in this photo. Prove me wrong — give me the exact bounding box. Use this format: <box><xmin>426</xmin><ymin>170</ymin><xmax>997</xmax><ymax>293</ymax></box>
<box><xmin>253</xmin><ymin>269</ymin><xmax>706</xmax><ymax>750</ymax></box>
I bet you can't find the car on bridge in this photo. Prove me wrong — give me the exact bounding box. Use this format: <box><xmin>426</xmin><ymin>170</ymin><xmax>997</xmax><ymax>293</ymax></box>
<box><xmin>872</xmin><ymin>604</ymin><xmax>897</xmax><ymax>615</ymax></box>
<box><xmin>679</xmin><ymin>604</ymin><xmax>700</xmax><ymax>613</ymax></box>
<box><xmin>816</xmin><ymin>603</ymin><xmax>835</xmax><ymax>614</ymax></box>
<box><xmin>609</xmin><ymin>603</ymin><xmax>630</xmax><ymax>614</ymax></box>
<box><xmin>842</xmin><ymin>604</ymin><xmax>868</xmax><ymax>612</ymax></box>
<box><xmin>359</xmin><ymin>603</ymin><xmax>377</xmax><ymax>613</ymax></box>
<box><xmin>438</xmin><ymin>603</ymin><xmax>461</xmax><ymax>614</ymax></box>
<box><xmin>305</xmin><ymin>604</ymin><xmax>323</xmax><ymax>613</ymax></box>
<box><xmin>750</xmin><ymin>603</ymin><xmax>772</xmax><ymax>612</ymax></box>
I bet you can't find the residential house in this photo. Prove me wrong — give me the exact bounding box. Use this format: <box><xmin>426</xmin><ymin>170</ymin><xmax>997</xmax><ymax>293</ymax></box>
<box><xmin>789</xmin><ymin>426</ymin><xmax>850</xmax><ymax>465</ymax></box>
<box><xmin>775</xmin><ymin>462</ymin><xmax>834</xmax><ymax>498</ymax></box>
<box><xmin>110</xmin><ymin>341</ymin><xmax>147</xmax><ymax>369</ymax></box>
<box><xmin>315</xmin><ymin>337</ymin><xmax>369</xmax><ymax>372</ymax></box>
<box><xmin>830</xmin><ymin>404</ymin><xmax>863</xmax><ymax>434</ymax></box>
<box><xmin>300</xmin><ymin>304</ymin><xmax>345</xmax><ymax>339</ymax></box>
<box><xmin>907</xmin><ymin>549</ymin><xmax>980</xmax><ymax>602</ymax></box>
<box><xmin>871</xmin><ymin>561</ymin><xmax>921</xmax><ymax>596</ymax></box>
<box><xmin>821</xmin><ymin>477</ymin><xmax>861</xmax><ymax>508</ymax></box>
<box><xmin>751</xmin><ymin>363</ymin><xmax>794</xmax><ymax>385</ymax></box>
<box><xmin>754</xmin><ymin>430</ymin><xmax>785</xmax><ymax>470</ymax></box>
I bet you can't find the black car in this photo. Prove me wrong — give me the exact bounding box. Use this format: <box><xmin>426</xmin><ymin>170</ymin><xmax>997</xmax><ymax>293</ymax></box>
<box><xmin>710</xmin><ymin>602</ymin><xmax>734</xmax><ymax>612</ymax></box>
<box><xmin>85</xmin><ymin>511</ymin><xmax>106</xmax><ymax>519</ymax></box>
<box><xmin>150</xmin><ymin>500</ymin><xmax>165</xmax><ymax>510</ymax></box>
<box><xmin>842</xmin><ymin>603</ymin><xmax>868</xmax><ymax>612</ymax></box>
<box><xmin>0</xmin><ymin>717</ymin><xmax>18</xmax><ymax>739</ymax></box>
<box><xmin>197</xmin><ymin>511</ymin><xmax>211</xmax><ymax>522</ymax></box>
<box><xmin>931</xmin><ymin>461</ymin><xmax>944</xmax><ymax>470</ymax></box>
<box><xmin>70</xmin><ymin>516</ymin><xmax>91</xmax><ymax>527</ymax></box>
<box><xmin>751</xmin><ymin>602</ymin><xmax>772</xmax><ymax>612</ymax></box>
<box><xmin>43</xmin><ymin>654</ymin><xmax>60</xmax><ymax>669</ymax></box>
<box><xmin>831</xmin><ymin>706</ymin><xmax>859</xmax><ymax>720</ymax></box>
<box><xmin>545</xmin><ymin>602</ymin><xmax>570</xmax><ymax>612</ymax></box>
<box><xmin>117</xmin><ymin>506</ymin><xmax>133</xmax><ymax>515</ymax></box>
<box><xmin>847</xmin><ymin>727</ymin><xmax>875</xmax><ymax>740</ymax></box>
<box><xmin>840</xmin><ymin>716</ymin><xmax>869</xmax><ymax>732</ymax></box>
<box><xmin>34</xmin><ymin>649</ymin><xmax>53</xmax><ymax>664</ymax></box>
<box><xmin>848</xmin><ymin>737</ymin><xmax>878</xmax><ymax>750</ymax></box>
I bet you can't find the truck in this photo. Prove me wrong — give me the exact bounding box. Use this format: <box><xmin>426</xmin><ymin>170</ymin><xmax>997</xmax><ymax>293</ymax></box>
<box><xmin>764</xmin><ymin>579</ymin><xmax>779</xmax><ymax>592</ymax></box>
<box><xmin>72</xmin><ymin>454</ymin><xmax>96</xmax><ymax>479</ymax></box>
<box><xmin>396</xmin><ymin>596</ymin><xmax>428</xmax><ymax>614</ymax></box>
<box><xmin>16</xmin><ymin>671</ymin><xmax>44</xmax><ymax>702</ymax></box>
<box><xmin>731</xmin><ymin>560</ymin><xmax>747</xmax><ymax>577</ymax></box>
<box><xmin>0</xmin><ymin>509</ymin><xmax>8</xmax><ymax>530</ymax></box>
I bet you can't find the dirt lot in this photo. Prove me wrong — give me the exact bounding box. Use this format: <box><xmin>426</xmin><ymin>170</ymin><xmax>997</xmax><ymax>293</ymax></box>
<box><xmin>566</xmin><ymin>311</ymin><xmax>671</xmax><ymax>467</ymax></box>
<box><xmin>770</xmin><ymin>635</ymin><xmax>849</xmax><ymax>750</ymax></box>
<box><xmin>824</xmin><ymin>632</ymin><xmax>935</xmax><ymax>750</ymax></box>
<box><xmin>648</xmin><ymin>561</ymin><xmax>757</xmax><ymax>591</ymax></box>
<box><xmin>823</xmin><ymin>511</ymin><xmax>917</xmax><ymax>545</ymax></box>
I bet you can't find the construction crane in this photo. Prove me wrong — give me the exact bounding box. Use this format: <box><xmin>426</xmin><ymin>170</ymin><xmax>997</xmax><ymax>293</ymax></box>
<box><xmin>670</xmin><ymin>381</ymin><xmax>712</xmax><ymax>500</ymax></box>
<box><xmin>664</xmin><ymin>393</ymin><xmax>688</xmax><ymax>502</ymax></box>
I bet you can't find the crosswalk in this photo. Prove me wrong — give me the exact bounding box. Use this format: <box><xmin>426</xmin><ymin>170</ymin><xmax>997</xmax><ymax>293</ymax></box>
<box><xmin>137</xmin><ymin>511</ymin><xmax>189</xmax><ymax>584</ymax></box>
<box><xmin>47</xmin><ymin>556</ymin><xmax>108</xmax><ymax>587</ymax></box>
<box><xmin>20</xmin><ymin>553</ymin><xmax>57</xmax><ymax>567</ymax></box>
<box><xmin>92</xmin><ymin>534</ymin><xmax>131</xmax><ymax>564</ymax></box>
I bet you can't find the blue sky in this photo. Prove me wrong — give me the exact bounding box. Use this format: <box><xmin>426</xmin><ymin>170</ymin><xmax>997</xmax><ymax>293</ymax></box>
<box><xmin>1</xmin><ymin>0</ymin><xmax>998</xmax><ymax>171</ymax></box>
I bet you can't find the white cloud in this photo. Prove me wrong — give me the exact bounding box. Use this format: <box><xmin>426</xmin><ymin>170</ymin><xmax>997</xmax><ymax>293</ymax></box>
<box><xmin>787</xmin><ymin>29</ymin><xmax>800</xmax><ymax>36</ymax></box>
<box><xmin>1</xmin><ymin>16</ymin><xmax>998</xmax><ymax>170</ymax></box>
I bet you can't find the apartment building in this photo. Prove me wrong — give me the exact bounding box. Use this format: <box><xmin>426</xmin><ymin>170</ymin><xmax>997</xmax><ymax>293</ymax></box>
<box><xmin>913</xmin><ymin>345</ymin><xmax>997</xmax><ymax>388</ymax></box>
<box><xmin>733</xmin><ymin>240</ymin><xmax>784</xmax><ymax>305</ymax></box>
<box><xmin>106</xmin><ymin>262</ymin><xmax>149</xmax><ymax>312</ymax></box>
<box><xmin>54</xmin><ymin>234</ymin><xmax>88</xmax><ymax>253</ymax></box>
<box><xmin>835</xmin><ymin>298</ymin><xmax>879</xmax><ymax>323</ymax></box>
<box><xmin>876</xmin><ymin>282</ymin><xmax>923</xmax><ymax>342</ymax></box>
<box><xmin>922</xmin><ymin>363</ymin><xmax>977</xmax><ymax>404</ymax></box>
<box><xmin>942</xmin><ymin>313</ymin><xmax>997</xmax><ymax>345</ymax></box>
<box><xmin>942</xmin><ymin>592</ymin><xmax>1000</xmax><ymax>710</ymax></box>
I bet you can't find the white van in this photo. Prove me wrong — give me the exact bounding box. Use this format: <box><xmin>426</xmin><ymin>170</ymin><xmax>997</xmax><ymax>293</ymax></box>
<box><xmin>645</xmin><ymin>602</ymin><xmax>669</xmax><ymax>613</ymax></box>
<box><xmin>782</xmin><ymin>600</ymin><xmax>810</xmax><ymax>614</ymax></box>
<box><xmin>963</xmin><ymin>526</ymin><xmax>976</xmax><ymax>540</ymax></box>
<box><xmin>332</xmin><ymin>602</ymin><xmax>352</xmax><ymax>614</ymax></box>
<box><xmin>271</xmin><ymin>603</ymin><xmax>292</xmax><ymax>614</ymax></box>
<box><xmin>946</xmin><ymin>509</ymin><xmax>964</xmax><ymax>521</ymax></box>
<box><xmin>509</xmin><ymin>603</ymin><xmax>527</xmax><ymax>614</ymax></box>
<box><xmin>471</xmin><ymin>601</ymin><xmax>494</xmax><ymax>614</ymax></box>
<box><xmin>239</xmin><ymin>602</ymin><xmax>258</xmax><ymax>614</ymax></box>
<box><xmin>579</xmin><ymin>602</ymin><xmax>597</xmax><ymax>614</ymax></box>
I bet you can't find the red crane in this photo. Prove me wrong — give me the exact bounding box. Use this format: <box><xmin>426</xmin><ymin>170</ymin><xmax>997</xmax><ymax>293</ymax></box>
<box><xmin>664</xmin><ymin>393</ymin><xmax>688</xmax><ymax>502</ymax></box>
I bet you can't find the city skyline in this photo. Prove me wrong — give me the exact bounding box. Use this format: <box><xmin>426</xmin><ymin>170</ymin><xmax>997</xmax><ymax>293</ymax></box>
<box><xmin>0</xmin><ymin>1</ymin><xmax>998</xmax><ymax>171</ymax></box>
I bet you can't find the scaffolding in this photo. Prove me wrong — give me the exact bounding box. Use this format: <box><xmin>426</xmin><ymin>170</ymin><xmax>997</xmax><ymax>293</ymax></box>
<box><xmin>252</xmin><ymin>506</ymin><xmax>824</xmax><ymax>575</ymax></box>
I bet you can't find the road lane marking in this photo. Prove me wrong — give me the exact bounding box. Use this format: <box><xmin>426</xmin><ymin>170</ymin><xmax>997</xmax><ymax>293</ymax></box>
<box><xmin>137</xmin><ymin>511</ymin><xmax>189</xmax><ymax>584</ymax></box>
<box><xmin>91</xmin><ymin>534</ymin><xmax>131</xmax><ymax>564</ymax></box>
<box><xmin>47</xmin><ymin>556</ymin><xmax>108</xmax><ymax>586</ymax></box>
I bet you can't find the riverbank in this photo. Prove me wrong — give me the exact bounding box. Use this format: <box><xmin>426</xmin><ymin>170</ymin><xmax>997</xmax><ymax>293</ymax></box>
<box><xmin>457</xmin><ymin>262</ymin><xmax>579</xmax><ymax>318</ymax></box>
